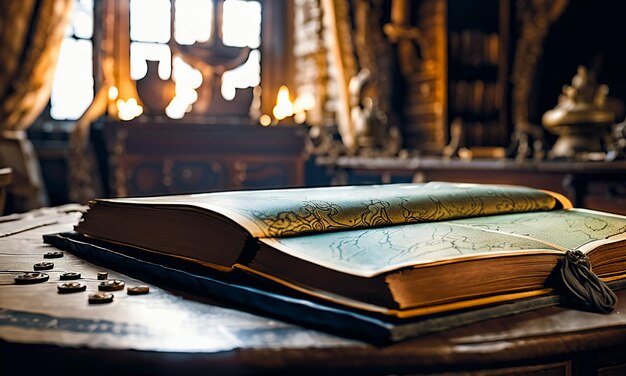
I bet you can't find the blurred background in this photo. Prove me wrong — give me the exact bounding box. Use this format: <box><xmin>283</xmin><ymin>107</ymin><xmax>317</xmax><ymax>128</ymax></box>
<box><xmin>1</xmin><ymin>0</ymin><xmax>625</xmax><ymax>215</ymax></box>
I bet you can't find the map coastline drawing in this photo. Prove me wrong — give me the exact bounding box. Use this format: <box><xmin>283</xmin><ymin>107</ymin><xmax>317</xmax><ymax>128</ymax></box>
<box><xmin>261</xmin><ymin>209</ymin><xmax>626</xmax><ymax>277</ymax></box>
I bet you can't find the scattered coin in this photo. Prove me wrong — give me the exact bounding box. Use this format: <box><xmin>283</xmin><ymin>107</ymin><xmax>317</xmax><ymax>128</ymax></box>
<box><xmin>88</xmin><ymin>292</ymin><xmax>114</xmax><ymax>304</ymax></box>
<box><xmin>57</xmin><ymin>282</ymin><xmax>87</xmax><ymax>294</ymax></box>
<box><xmin>98</xmin><ymin>279</ymin><xmax>125</xmax><ymax>291</ymax></box>
<box><xmin>33</xmin><ymin>262</ymin><xmax>54</xmax><ymax>271</ymax></box>
<box><xmin>60</xmin><ymin>272</ymin><xmax>81</xmax><ymax>280</ymax></box>
<box><xmin>44</xmin><ymin>251</ymin><xmax>64</xmax><ymax>259</ymax></box>
<box><xmin>14</xmin><ymin>272</ymin><xmax>49</xmax><ymax>284</ymax></box>
<box><xmin>127</xmin><ymin>286</ymin><xmax>150</xmax><ymax>295</ymax></box>
<box><xmin>97</xmin><ymin>272</ymin><xmax>108</xmax><ymax>280</ymax></box>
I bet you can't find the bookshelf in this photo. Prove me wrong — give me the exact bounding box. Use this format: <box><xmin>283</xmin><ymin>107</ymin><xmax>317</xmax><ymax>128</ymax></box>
<box><xmin>401</xmin><ymin>0</ymin><xmax>511</xmax><ymax>153</ymax></box>
<box><xmin>446</xmin><ymin>0</ymin><xmax>510</xmax><ymax>148</ymax></box>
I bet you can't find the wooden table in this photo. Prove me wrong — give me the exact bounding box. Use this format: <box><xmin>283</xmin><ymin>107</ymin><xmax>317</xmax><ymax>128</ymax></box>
<box><xmin>2</xmin><ymin>207</ymin><xmax>626</xmax><ymax>375</ymax></box>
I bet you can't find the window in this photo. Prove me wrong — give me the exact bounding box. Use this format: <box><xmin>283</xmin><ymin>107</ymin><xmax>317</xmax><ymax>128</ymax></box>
<box><xmin>48</xmin><ymin>0</ymin><xmax>283</xmax><ymax>122</ymax></box>
<box><xmin>49</xmin><ymin>0</ymin><xmax>94</xmax><ymax>120</ymax></box>
<box><xmin>129</xmin><ymin>0</ymin><xmax>262</xmax><ymax>118</ymax></box>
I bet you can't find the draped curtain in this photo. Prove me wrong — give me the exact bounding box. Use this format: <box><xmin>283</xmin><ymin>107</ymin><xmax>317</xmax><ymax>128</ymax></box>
<box><xmin>0</xmin><ymin>0</ymin><xmax>73</xmax><ymax>131</ymax></box>
<box><xmin>0</xmin><ymin>0</ymin><xmax>73</xmax><ymax>211</ymax></box>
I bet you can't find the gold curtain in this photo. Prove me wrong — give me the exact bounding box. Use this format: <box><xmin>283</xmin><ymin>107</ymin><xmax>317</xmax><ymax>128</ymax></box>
<box><xmin>0</xmin><ymin>0</ymin><xmax>73</xmax><ymax>131</ymax></box>
<box><xmin>0</xmin><ymin>0</ymin><xmax>73</xmax><ymax>211</ymax></box>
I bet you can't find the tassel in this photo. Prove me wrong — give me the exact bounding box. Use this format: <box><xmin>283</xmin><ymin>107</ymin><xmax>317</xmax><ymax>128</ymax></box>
<box><xmin>560</xmin><ymin>250</ymin><xmax>617</xmax><ymax>313</ymax></box>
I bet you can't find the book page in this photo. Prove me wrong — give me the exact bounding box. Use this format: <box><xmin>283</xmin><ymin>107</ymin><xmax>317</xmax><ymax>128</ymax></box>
<box><xmin>451</xmin><ymin>209</ymin><xmax>626</xmax><ymax>252</ymax></box>
<box><xmin>260</xmin><ymin>209</ymin><xmax>626</xmax><ymax>278</ymax></box>
<box><xmin>261</xmin><ymin>221</ymin><xmax>563</xmax><ymax>277</ymax></box>
<box><xmin>101</xmin><ymin>182</ymin><xmax>566</xmax><ymax>238</ymax></box>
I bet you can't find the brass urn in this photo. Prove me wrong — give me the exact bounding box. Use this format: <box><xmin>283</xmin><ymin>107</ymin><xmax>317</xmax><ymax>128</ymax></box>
<box><xmin>542</xmin><ymin>66</ymin><xmax>614</xmax><ymax>160</ymax></box>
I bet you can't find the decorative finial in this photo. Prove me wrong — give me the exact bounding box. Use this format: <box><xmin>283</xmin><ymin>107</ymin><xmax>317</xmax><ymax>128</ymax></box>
<box><xmin>542</xmin><ymin>66</ymin><xmax>615</xmax><ymax>159</ymax></box>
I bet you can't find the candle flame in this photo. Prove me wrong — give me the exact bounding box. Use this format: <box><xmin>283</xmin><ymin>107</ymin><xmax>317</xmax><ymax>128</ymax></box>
<box><xmin>116</xmin><ymin>97</ymin><xmax>143</xmax><ymax>121</ymax></box>
<box><xmin>108</xmin><ymin>86</ymin><xmax>119</xmax><ymax>100</ymax></box>
<box><xmin>259</xmin><ymin>114</ymin><xmax>272</xmax><ymax>126</ymax></box>
<box><xmin>293</xmin><ymin>92</ymin><xmax>316</xmax><ymax>124</ymax></box>
<box><xmin>272</xmin><ymin>85</ymin><xmax>294</xmax><ymax>120</ymax></box>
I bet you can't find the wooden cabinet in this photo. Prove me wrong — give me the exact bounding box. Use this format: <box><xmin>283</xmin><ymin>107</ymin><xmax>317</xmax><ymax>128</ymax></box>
<box><xmin>103</xmin><ymin>121</ymin><xmax>307</xmax><ymax>197</ymax></box>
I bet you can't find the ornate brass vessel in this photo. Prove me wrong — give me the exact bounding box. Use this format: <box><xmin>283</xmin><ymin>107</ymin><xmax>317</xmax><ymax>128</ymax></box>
<box><xmin>542</xmin><ymin>66</ymin><xmax>614</xmax><ymax>159</ymax></box>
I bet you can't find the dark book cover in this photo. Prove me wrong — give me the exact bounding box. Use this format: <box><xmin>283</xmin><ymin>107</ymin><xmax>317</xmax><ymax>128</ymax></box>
<box><xmin>44</xmin><ymin>232</ymin><xmax>567</xmax><ymax>343</ymax></box>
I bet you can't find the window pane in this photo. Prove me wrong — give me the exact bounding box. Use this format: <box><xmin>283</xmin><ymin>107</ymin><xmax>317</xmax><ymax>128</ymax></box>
<box><xmin>130</xmin><ymin>0</ymin><xmax>171</xmax><ymax>43</ymax></box>
<box><xmin>222</xmin><ymin>0</ymin><xmax>261</xmax><ymax>48</ymax></box>
<box><xmin>221</xmin><ymin>49</ymin><xmax>260</xmax><ymax>100</ymax></box>
<box><xmin>172</xmin><ymin>57</ymin><xmax>203</xmax><ymax>89</ymax></box>
<box><xmin>50</xmin><ymin>39</ymin><xmax>94</xmax><ymax>120</ymax></box>
<box><xmin>174</xmin><ymin>0</ymin><xmax>212</xmax><ymax>45</ymax></box>
<box><xmin>72</xmin><ymin>0</ymin><xmax>94</xmax><ymax>39</ymax></box>
<box><xmin>130</xmin><ymin>42</ymin><xmax>172</xmax><ymax>80</ymax></box>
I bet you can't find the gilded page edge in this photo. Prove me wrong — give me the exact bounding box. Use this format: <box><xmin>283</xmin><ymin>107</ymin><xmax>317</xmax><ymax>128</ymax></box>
<box><xmin>540</xmin><ymin>189</ymin><xmax>573</xmax><ymax>209</ymax></box>
<box><xmin>235</xmin><ymin>264</ymin><xmax>553</xmax><ymax>318</ymax></box>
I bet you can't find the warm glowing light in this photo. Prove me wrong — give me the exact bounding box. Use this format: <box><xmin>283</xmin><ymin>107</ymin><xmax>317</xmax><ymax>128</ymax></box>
<box><xmin>165</xmin><ymin>57</ymin><xmax>203</xmax><ymax>119</ymax></box>
<box><xmin>294</xmin><ymin>92</ymin><xmax>316</xmax><ymax>112</ymax></box>
<box><xmin>259</xmin><ymin>114</ymin><xmax>272</xmax><ymax>126</ymax></box>
<box><xmin>108</xmin><ymin>86</ymin><xmax>119</xmax><ymax>100</ymax></box>
<box><xmin>165</xmin><ymin>97</ymin><xmax>187</xmax><ymax>119</ymax></box>
<box><xmin>292</xmin><ymin>92</ymin><xmax>316</xmax><ymax>124</ymax></box>
<box><xmin>116</xmin><ymin>97</ymin><xmax>143</xmax><ymax>121</ymax></box>
<box><xmin>272</xmin><ymin>85</ymin><xmax>294</xmax><ymax>121</ymax></box>
<box><xmin>50</xmin><ymin>38</ymin><xmax>93</xmax><ymax>120</ymax></box>
<box><xmin>221</xmin><ymin>50</ymin><xmax>261</xmax><ymax>101</ymax></box>
<box><xmin>294</xmin><ymin>111</ymin><xmax>306</xmax><ymax>124</ymax></box>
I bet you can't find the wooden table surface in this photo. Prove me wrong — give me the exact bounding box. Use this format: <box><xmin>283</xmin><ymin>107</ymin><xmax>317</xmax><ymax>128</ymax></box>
<box><xmin>2</xmin><ymin>206</ymin><xmax>626</xmax><ymax>375</ymax></box>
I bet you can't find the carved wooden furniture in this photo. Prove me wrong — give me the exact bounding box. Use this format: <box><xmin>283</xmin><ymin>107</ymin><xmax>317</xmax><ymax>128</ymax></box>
<box><xmin>102</xmin><ymin>121</ymin><xmax>307</xmax><ymax>197</ymax></box>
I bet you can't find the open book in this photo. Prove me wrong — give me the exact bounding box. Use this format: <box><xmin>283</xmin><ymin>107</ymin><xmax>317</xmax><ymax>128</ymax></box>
<box><xmin>74</xmin><ymin>182</ymin><xmax>626</xmax><ymax>318</ymax></box>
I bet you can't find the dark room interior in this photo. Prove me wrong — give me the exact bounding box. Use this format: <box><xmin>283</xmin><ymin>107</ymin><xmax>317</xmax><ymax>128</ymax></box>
<box><xmin>2</xmin><ymin>1</ymin><xmax>626</xmax><ymax>374</ymax></box>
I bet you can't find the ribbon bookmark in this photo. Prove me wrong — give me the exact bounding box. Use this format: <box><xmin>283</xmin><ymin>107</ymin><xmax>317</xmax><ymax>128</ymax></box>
<box><xmin>560</xmin><ymin>250</ymin><xmax>617</xmax><ymax>313</ymax></box>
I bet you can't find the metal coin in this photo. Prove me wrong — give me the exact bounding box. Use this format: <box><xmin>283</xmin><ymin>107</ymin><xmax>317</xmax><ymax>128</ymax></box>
<box><xmin>88</xmin><ymin>292</ymin><xmax>114</xmax><ymax>304</ymax></box>
<box><xmin>57</xmin><ymin>282</ymin><xmax>87</xmax><ymax>294</ymax></box>
<box><xmin>127</xmin><ymin>286</ymin><xmax>150</xmax><ymax>295</ymax></box>
<box><xmin>60</xmin><ymin>272</ymin><xmax>81</xmax><ymax>280</ymax></box>
<box><xmin>33</xmin><ymin>262</ymin><xmax>54</xmax><ymax>271</ymax></box>
<box><xmin>44</xmin><ymin>251</ymin><xmax>64</xmax><ymax>259</ymax></box>
<box><xmin>14</xmin><ymin>272</ymin><xmax>49</xmax><ymax>284</ymax></box>
<box><xmin>98</xmin><ymin>279</ymin><xmax>125</xmax><ymax>291</ymax></box>
<box><xmin>97</xmin><ymin>272</ymin><xmax>108</xmax><ymax>280</ymax></box>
